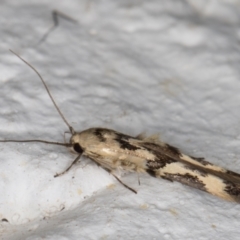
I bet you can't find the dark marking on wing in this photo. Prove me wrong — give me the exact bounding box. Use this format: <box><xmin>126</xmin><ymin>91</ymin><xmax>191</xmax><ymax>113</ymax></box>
<box><xmin>94</xmin><ymin>128</ymin><xmax>106</xmax><ymax>142</ymax></box>
<box><xmin>140</xmin><ymin>142</ymin><xmax>181</xmax><ymax>159</ymax></box>
<box><xmin>161</xmin><ymin>175</ymin><xmax>174</xmax><ymax>182</ymax></box>
<box><xmin>1</xmin><ymin>218</ymin><xmax>8</xmax><ymax>222</ymax></box>
<box><xmin>114</xmin><ymin>133</ymin><xmax>141</xmax><ymax>151</ymax></box>
<box><xmin>190</xmin><ymin>156</ymin><xmax>212</xmax><ymax>166</ymax></box>
<box><xmin>224</xmin><ymin>181</ymin><xmax>240</xmax><ymax>196</ymax></box>
<box><xmin>146</xmin><ymin>169</ymin><xmax>157</xmax><ymax>177</ymax></box>
<box><xmin>183</xmin><ymin>164</ymin><xmax>208</xmax><ymax>177</ymax></box>
<box><xmin>142</xmin><ymin>142</ymin><xmax>178</xmax><ymax>169</ymax></box>
<box><xmin>163</xmin><ymin>173</ymin><xmax>207</xmax><ymax>191</ymax></box>
<box><xmin>165</xmin><ymin>144</ymin><xmax>181</xmax><ymax>157</ymax></box>
<box><xmin>146</xmin><ymin>155</ymin><xmax>177</xmax><ymax>169</ymax></box>
<box><xmin>226</xmin><ymin>170</ymin><xmax>240</xmax><ymax>179</ymax></box>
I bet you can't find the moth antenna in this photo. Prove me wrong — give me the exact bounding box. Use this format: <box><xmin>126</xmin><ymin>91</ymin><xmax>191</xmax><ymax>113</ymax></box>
<box><xmin>9</xmin><ymin>49</ymin><xmax>75</xmax><ymax>135</ymax></box>
<box><xmin>37</xmin><ymin>10</ymin><xmax>78</xmax><ymax>46</ymax></box>
<box><xmin>0</xmin><ymin>139</ymin><xmax>71</xmax><ymax>147</ymax></box>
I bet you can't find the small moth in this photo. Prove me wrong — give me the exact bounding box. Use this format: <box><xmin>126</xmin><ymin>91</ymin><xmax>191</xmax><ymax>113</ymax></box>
<box><xmin>2</xmin><ymin>50</ymin><xmax>240</xmax><ymax>203</ymax></box>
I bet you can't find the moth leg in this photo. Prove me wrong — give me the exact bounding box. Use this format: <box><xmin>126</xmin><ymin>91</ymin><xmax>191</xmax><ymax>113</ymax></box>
<box><xmin>37</xmin><ymin>10</ymin><xmax>78</xmax><ymax>45</ymax></box>
<box><xmin>111</xmin><ymin>173</ymin><xmax>137</xmax><ymax>194</ymax></box>
<box><xmin>54</xmin><ymin>154</ymin><xmax>82</xmax><ymax>177</ymax></box>
<box><xmin>137</xmin><ymin>173</ymin><xmax>141</xmax><ymax>186</ymax></box>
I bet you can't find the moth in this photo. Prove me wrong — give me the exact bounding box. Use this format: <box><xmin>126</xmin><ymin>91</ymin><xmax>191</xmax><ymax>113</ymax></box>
<box><xmin>2</xmin><ymin>50</ymin><xmax>240</xmax><ymax>203</ymax></box>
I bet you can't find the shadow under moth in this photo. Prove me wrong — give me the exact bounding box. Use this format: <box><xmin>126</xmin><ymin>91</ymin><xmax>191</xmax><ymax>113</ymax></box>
<box><xmin>2</xmin><ymin>50</ymin><xmax>240</xmax><ymax>204</ymax></box>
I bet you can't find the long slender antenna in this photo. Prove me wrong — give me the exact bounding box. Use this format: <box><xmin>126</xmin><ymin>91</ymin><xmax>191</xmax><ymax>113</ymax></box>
<box><xmin>37</xmin><ymin>10</ymin><xmax>78</xmax><ymax>46</ymax></box>
<box><xmin>0</xmin><ymin>139</ymin><xmax>71</xmax><ymax>147</ymax></box>
<box><xmin>9</xmin><ymin>49</ymin><xmax>75</xmax><ymax>135</ymax></box>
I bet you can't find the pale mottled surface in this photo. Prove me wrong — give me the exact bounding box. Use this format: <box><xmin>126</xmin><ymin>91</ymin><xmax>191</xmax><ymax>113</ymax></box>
<box><xmin>1</xmin><ymin>0</ymin><xmax>240</xmax><ymax>239</ymax></box>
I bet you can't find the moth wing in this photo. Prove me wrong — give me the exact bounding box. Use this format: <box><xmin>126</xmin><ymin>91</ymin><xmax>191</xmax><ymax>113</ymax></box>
<box><xmin>137</xmin><ymin>133</ymin><xmax>162</xmax><ymax>144</ymax></box>
<box><xmin>139</xmin><ymin>139</ymin><xmax>240</xmax><ymax>202</ymax></box>
<box><xmin>140</xmin><ymin>137</ymin><xmax>240</xmax><ymax>184</ymax></box>
<box><xmin>135</xmin><ymin>132</ymin><xmax>147</xmax><ymax>140</ymax></box>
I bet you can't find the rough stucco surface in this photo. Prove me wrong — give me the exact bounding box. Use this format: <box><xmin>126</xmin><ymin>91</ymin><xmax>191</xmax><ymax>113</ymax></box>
<box><xmin>1</xmin><ymin>1</ymin><xmax>240</xmax><ymax>239</ymax></box>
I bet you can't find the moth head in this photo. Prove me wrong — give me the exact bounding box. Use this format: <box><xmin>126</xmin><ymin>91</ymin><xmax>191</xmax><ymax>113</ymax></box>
<box><xmin>70</xmin><ymin>133</ymin><xmax>84</xmax><ymax>154</ymax></box>
<box><xmin>69</xmin><ymin>128</ymin><xmax>104</xmax><ymax>154</ymax></box>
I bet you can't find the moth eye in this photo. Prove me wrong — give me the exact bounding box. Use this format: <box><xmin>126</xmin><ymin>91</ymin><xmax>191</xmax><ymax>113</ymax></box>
<box><xmin>73</xmin><ymin>143</ymin><xmax>83</xmax><ymax>154</ymax></box>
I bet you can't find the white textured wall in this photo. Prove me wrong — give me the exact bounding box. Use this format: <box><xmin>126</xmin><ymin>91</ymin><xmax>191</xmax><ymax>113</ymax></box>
<box><xmin>1</xmin><ymin>1</ymin><xmax>240</xmax><ymax>239</ymax></box>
